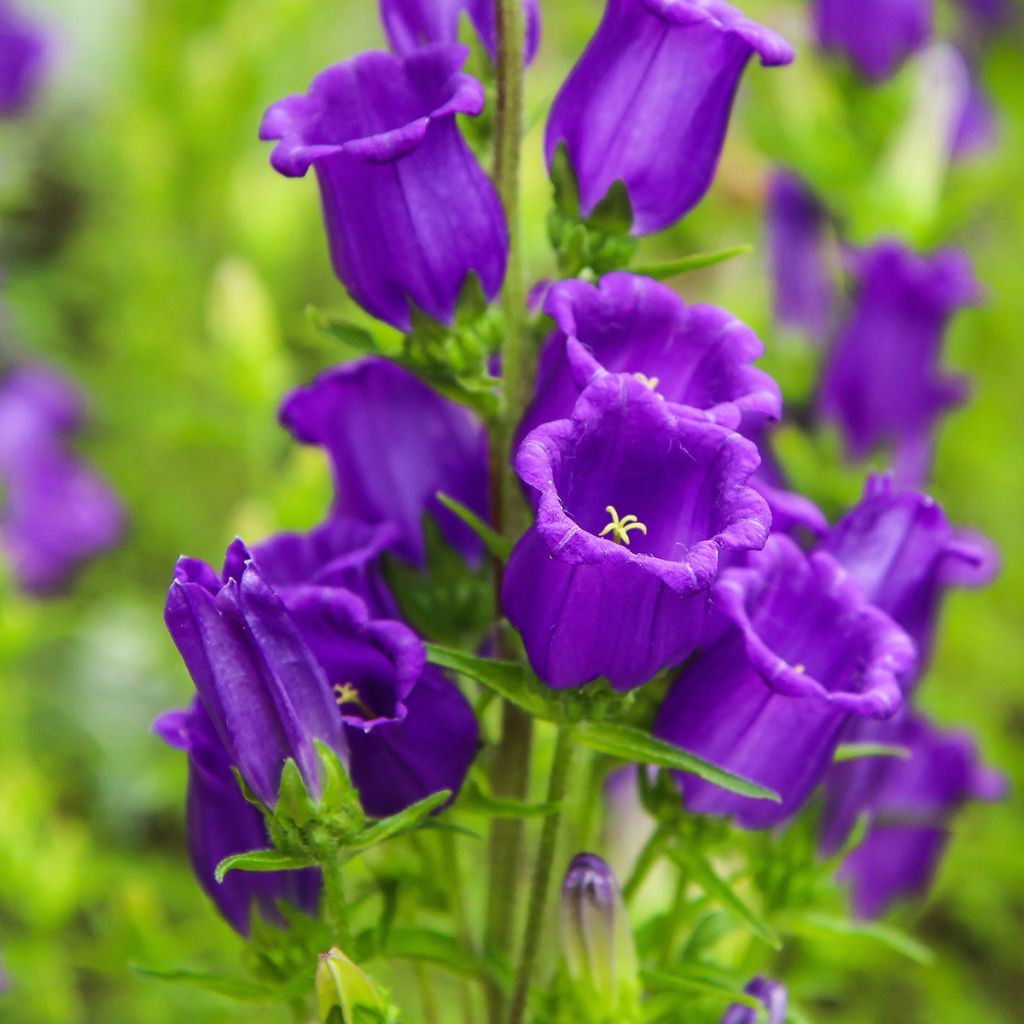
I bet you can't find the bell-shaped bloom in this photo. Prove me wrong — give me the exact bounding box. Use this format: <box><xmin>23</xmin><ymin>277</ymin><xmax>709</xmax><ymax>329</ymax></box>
<box><xmin>818</xmin><ymin>241</ymin><xmax>979</xmax><ymax>485</ymax></box>
<box><xmin>561</xmin><ymin>853</ymin><xmax>639</xmax><ymax>1016</ymax></box>
<box><xmin>518</xmin><ymin>273</ymin><xmax>781</xmax><ymax>444</ymax></box>
<box><xmin>721</xmin><ymin>978</ymin><xmax>788</xmax><ymax>1024</ymax></box>
<box><xmin>822</xmin><ymin>473</ymin><xmax>997</xmax><ymax>673</ymax></box>
<box><xmin>261</xmin><ymin>45</ymin><xmax>507</xmax><ymax>331</ymax></box>
<box><xmin>765</xmin><ymin>171</ymin><xmax>835</xmax><ymax>339</ymax></box>
<box><xmin>0</xmin><ymin>1</ymin><xmax>46</xmax><ymax>116</ymax></box>
<box><xmin>0</xmin><ymin>365</ymin><xmax>123</xmax><ymax>595</ymax></box>
<box><xmin>154</xmin><ymin>700</ymin><xmax>321</xmax><ymax>935</ymax></box>
<box><xmin>503</xmin><ymin>373</ymin><xmax>771</xmax><ymax>691</ymax></box>
<box><xmin>813</xmin><ymin>0</ymin><xmax>932</xmax><ymax>82</ymax></box>
<box><xmin>280</xmin><ymin>357</ymin><xmax>489</xmax><ymax>568</ymax></box>
<box><xmin>545</xmin><ymin>0</ymin><xmax>793</xmax><ymax>235</ymax></box>
<box><xmin>821</xmin><ymin>715</ymin><xmax>1005</xmax><ymax>918</ymax></box>
<box><xmin>655</xmin><ymin>535</ymin><xmax>914</xmax><ymax>828</ymax></box>
<box><xmin>379</xmin><ymin>0</ymin><xmax>540</xmax><ymax>65</ymax></box>
<box><xmin>165</xmin><ymin>539</ymin><xmax>478</xmax><ymax>818</ymax></box>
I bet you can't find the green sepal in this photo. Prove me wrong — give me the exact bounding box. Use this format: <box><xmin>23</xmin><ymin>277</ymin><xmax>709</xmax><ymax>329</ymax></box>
<box><xmin>575</xmin><ymin>721</ymin><xmax>780</xmax><ymax>802</ymax></box>
<box><xmin>549</xmin><ymin>142</ymin><xmax>581</xmax><ymax>217</ymax></box>
<box><xmin>316</xmin><ymin>739</ymin><xmax>367</xmax><ymax>827</ymax></box>
<box><xmin>587</xmin><ymin>180</ymin><xmax>633</xmax><ymax>235</ymax></box>
<box><xmin>453</xmin><ymin>271</ymin><xmax>490</xmax><ymax>327</ymax></box>
<box><xmin>834</xmin><ymin>742</ymin><xmax>911</xmax><ymax>763</ymax></box>
<box><xmin>276</xmin><ymin>757</ymin><xmax>318</xmax><ymax>829</ymax></box>
<box><xmin>435</xmin><ymin>491</ymin><xmax>512</xmax><ymax>562</ymax></box>
<box><xmin>214</xmin><ymin>848</ymin><xmax>318</xmax><ymax>884</ymax></box>
<box><xmin>632</xmin><ymin>243</ymin><xmax>753</xmax><ymax>280</ymax></box>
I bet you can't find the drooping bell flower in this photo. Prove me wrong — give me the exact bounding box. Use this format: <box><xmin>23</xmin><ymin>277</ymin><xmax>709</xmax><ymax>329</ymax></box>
<box><xmin>765</xmin><ymin>171</ymin><xmax>835</xmax><ymax>339</ymax></box>
<box><xmin>379</xmin><ymin>0</ymin><xmax>541</xmax><ymax>65</ymax></box>
<box><xmin>654</xmin><ymin>535</ymin><xmax>914</xmax><ymax>828</ymax></box>
<box><xmin>720</xmin><ymin>977</ymin><xmax>788</xmax><ymax>1024</ymax></box>
<box><xmin>280</xmin><ymin>357</ymin><xmax>489</xmax><ymax>568</ymax></box>
<box><xmin>822</xmin><ymin>473</ymin><xmax>997</xmax><ymax>674</ymax></box>
<box><xmin>812</xmin><ymin>0</ymin><xmax>933</xmax><ymax>82</ymax></box>
<box><xmin>544</xmin><ymin>0</ymin><xmax>793</xmax><ymax>236</ymax></box>
<box><xmin>517</xmin><ymin>272</ymin><xmax>781</xmax><ymax>445</ymax></box>
<box><xmin>0</xmin><ymin>365</ymin><xmax>123</xmax><ymax>595</ymax></box>
<box><xmin>260</xmin><ymin>45</ymin><xmax>507</xmax><ymax>331</ymax></box>
<box><xmin>154</xmin><ymin>700</ymin><xmax>321</xmax><ymax>935</ymax></box>
<box><xmin>561</xmin><ymin>853</ymin><xmax>640</xmax><ymax>1017</ymax></box>
<box><xmin>821</xmin><ymin>715</ymin><xmax>1005</xmax><ymax>918</ymax></box>
<box><xmin>0</xmin><ymin>0</ymin><xmax>46</xmax><ymax>116</ymax></box>
<box><xmin>818</xmin><ymin>241</ymin><xmax>979</xmax><ymax>485</ymax></box>
<box><xmin>503</xmin><ymin>372</ymin><xmax>771</xmax><ymax>691</ymax></box>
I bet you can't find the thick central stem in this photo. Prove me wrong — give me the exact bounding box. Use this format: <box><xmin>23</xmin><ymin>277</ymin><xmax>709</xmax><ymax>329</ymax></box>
<box><xmin>485</xmin><ymin>2</ymin><xmax>535</xmax><ymax>1022</ymax></box>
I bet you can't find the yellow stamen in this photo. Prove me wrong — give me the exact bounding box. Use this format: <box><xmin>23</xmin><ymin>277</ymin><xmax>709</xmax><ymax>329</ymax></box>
<box><xmin>599</xmin><ymin>505</ymin><xmax>649</xmax><ymax>546</ymax></box>
<box><xmin>633</xmin><ymin>372</ymin><xmax>660</xmax><ymax>391</ymax></box>
<box><xmin>333</xmin><ymin>682</ymin><xmax>375</xmax><ymax>718</ymax></box>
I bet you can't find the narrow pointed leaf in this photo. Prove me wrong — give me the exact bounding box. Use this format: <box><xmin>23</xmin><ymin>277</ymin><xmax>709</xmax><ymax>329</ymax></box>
<box><xmin>632</xmin><ymin>244</ymin><xmax>753</xmax><ymax>280</ymax></box>
<box><xmin>640</xmin><ymin>968</ymin><xmax>764</xmax><ymax>1010</ymax></box>
<box><xmin>459</xmin><ymin>777</ymin><xmax>561</xmax><ymax>819</ymax></box>
<box><xmin>350</xmin><ymin>789</ymin><xmax>452</xmax><ymax>851</ymax></box>
<box><xmin>834</xmin><ymin>742</ymin><xmax>912</xmax><ymax>763</ymax></box>
<box><xmin>436</xmin><ymin>492</ymin><xmax>512</xmax><ymax>562</ymax></box>
<box><xmin>779</xmin><ymin>911</ymin><xmax>933</xmax><ymax>965</ymax></box>
<box><xmin>214</xmin><ymin>848</ymin><xmax>316</xmax><ymax>883</ymax></box>
<box><xmin>130</xmin><ymin>966</ymin><xmax>275</xmax><ymax>1002</ymax></box>
<box><xmin>575</xmin><ymin>722</ymin><xmax>780</xmax><ymax>802</ymax></box>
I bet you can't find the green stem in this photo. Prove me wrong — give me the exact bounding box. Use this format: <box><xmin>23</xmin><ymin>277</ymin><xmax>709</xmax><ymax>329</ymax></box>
<box><xmin>506</xmin><ymin>726</ymin><xmax>575</xmax><ymax>1024</ymax></box>
<box><xmin>320</xmin><ymin>853</ymin><xmax>350</xmax><ymax>949</ymax></box>
<box><xmin>414</xmin><ymin>963</ymin><xmax>442</xmax><ymax>1024</ymax></box>
<box><xmin>623</xmin><ymin>822</ymin><xmax>670</xmax><ymax>903</ymax></box>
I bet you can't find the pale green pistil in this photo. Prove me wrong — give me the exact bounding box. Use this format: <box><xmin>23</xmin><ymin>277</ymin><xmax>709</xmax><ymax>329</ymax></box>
<box><xmin>599</xmin><ymin>505</ymin><xmax>648</xmax><ymax>546</ymax></box>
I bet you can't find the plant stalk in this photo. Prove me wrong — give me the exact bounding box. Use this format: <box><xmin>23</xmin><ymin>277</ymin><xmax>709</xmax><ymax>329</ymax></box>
<box><xmin>320</xmin><ymin>853</ymin><xmax>350</xmax><ymax>949</ymax></box>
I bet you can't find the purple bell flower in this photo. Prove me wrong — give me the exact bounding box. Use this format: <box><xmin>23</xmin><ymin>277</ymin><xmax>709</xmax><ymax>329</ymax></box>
<box><xmin>379</xmin><ymin>0</ymin><xmax>541</xmax><ymax>65</ymax></box>
<box><xmin>813</xmin><ymin>0</ymin><xmax>933</xmax><ymax>82</ymax></box>
<box><xmin>154</xmin><ymin>700</ymin><xmax>321</xmax><ymax>935</ymax></box>
<box><xmin>654</xmin><ymin>535</ymin><xmax>914</xmax><ymax>828</ymax></box>
<box><xmin>544</xmin><ymin>0</ymin><xmax>793</xmax><ymax>235</ymax></box>
<box><xmin>822</xmin><ymin>473</ymin><xmax>997</xmax><ymax>674</ymax></box>
<box><xmin>818</xmin><ymin>241</ymin><xmax>980</xmax><ymax>485</ymax></box>
<box><xmin>822</xmin><ymin>715</ymin><xmax>1005</xmax><ymax>918</ymax></box>
<box><xmin>280</xmin><ymin>357</ymin><xmax>489</xmax><ymax>568</ymax></box>
<box><xmin>0</xmin><ymin>0</ymin><xmax>46</xmax><ymax>116</ymax></box>
<box><xmin>503</xmin><ymin>372</ymin><xmax>771</xmax><ymax>691</ymax></box>
<box><xmin>0</xmin><ymin>365</ymin><xmax>123</xmax><ymax>595</ymax></box>
<box><xmin>765</xmin><ymin>170</ymin><xmax>835</xmax><ymax>339</ymax></box>
<box><xmin>261</xmin><ymin>45</ymin><xmax>507</xmax><ymax>332</ymax></box>
<box><xmin>517</xmin><ymin>273</ymin><xmax>781</xmax><ymax>444</ymax></box>
<box><xmin>721</xmin><ymin>977</ymin><xmax>788</xmax><ymax>1024</ymax></box>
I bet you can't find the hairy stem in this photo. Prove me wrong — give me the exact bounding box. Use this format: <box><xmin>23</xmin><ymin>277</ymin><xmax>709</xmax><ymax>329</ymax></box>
<box><xmin>320</xmin><ymin>853</ymin><xmax>350</xmax><ymax>949</ymax></box>
<box><xmin>506</xmin><ymin>726</ymin><xmax>575</xmax><ymax>1024</ymax></box>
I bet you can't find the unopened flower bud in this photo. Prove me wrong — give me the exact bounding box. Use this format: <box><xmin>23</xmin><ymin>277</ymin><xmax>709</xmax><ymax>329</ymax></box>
<box><xmin>316</xmin><ymin>947</ymin><xmax>391</xmax><ymax>1024</ymax></box>
<box><xmin>560</xmin><ymin>853</ymin><xmax>639</xmax><ymax>1019</ymax></box>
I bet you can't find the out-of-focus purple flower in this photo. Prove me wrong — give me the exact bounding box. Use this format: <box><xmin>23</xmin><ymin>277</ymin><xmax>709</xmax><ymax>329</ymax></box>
<box><xmin>0</xmin><ymin>365</ymin><xmax>123</xmax><ymax>595</ymax></box>
<box><xmin>721</xmin><ymin>977</ymin><xmax>788</xmax><ymax>1024</ymax></box>
<box><xmin>823</xmin><ymin>473</ymin><xmax>997</xmax><ymax>673</ymax></box>
<box><xmin>518</xmin><ymin>273</ymin><xmax>781</xmax><ymax>444</ymax></box>
<box><xmin>503</xmin><ymin>373</ymin><xmax>770</xmax><ymax>691</ymax></box>
<box><xmin>379</xmin><ymin>0</ymin><xmax>541</xmax><ymax>65</ymax></box>
<box><xmin>165</xmin><ymin>539</ymin><xmax>478</xmax><ymax>819</ymax></box>
<box><xmin>561</xmin><ymin>853</ymin><xmax>639</xmax><ymax>1014</ymax></box>
<box><xmin>961</xmin><ymin>0</ymin><xmax>1009</xmax><ymax>34</ymax></box>
<box><xmin>0</xmin><ymin>1</ymin><xmax>46</xmax><ymax>116</ymax></box>
<box><xmin>813</xmin><ymin>0</ymin><xmax>933</xmax><ymax>82</ymax></box>
<box><xmin>154</xmin><ymin>700</ymin><xmax>321</xmax><ymax>935</ymax></box>
<box><xmin>655</xmin><ymin>535</ymin><xmax>914</xmax><ymax>828</ymax></box>
<box><xmin>261</xmin><ymin>45</ymin><xmax>507</xmax><ymax>331</ymax></box>
<box><xmin>765</xmin><ymin>170</ymin><xmax>835</xmax><ymax>339</ymax></box>
<box><xmin>821</xmin><ymin>715</ymin><xmax>1005</xmax><ymax>918</ymax></box>
<box><xmin>544</xmin><ymin>0</ymin><xmax>793</xmax><ymax>236</ymax></box>
<box><xmin>952</xmin><ymin>67</ymin><xmax>998</xmax><ymax>159</ymax></box>
<box><xmin>280</xmin><ymin>357</ymin><xmax>489</xmax><ymax>568</ymax></box>
<box><xmin>819</xmin><ymin>241</ymin><xmax>979</xmax><ymax>486</ymax></box>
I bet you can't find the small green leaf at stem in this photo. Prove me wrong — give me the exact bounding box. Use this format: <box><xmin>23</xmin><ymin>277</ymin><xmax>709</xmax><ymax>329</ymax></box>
<box><xmin>632</xmin><ymin>244</ymin><xmax>753</xmax><ymax>280</ymax></box>
<box><xmin>575</xmin><ymin>722</ymin><xmax>780</xmax><ymax>802</ymax></box>
<box><xmin>778</xmin><ymin>911</ymin><xmax>934</xmax><ymax>965</ymax></box>
<box><xmin>130</xmin><ymin>966</ymin><xmax>276</xmax><ymax>1002</ymax></box>
<box><xmin>640</xmin><ymin>967</ymin><xmax>765</xmax><ymax>1010</ymax></box>
<box><xmin>459</xmin><ymin>776</ymin><xmax>561</xmax><ymax>819</ymax></box>
<box><xmin>834</xmin><ymin>742</ymin><xmax>912</xmax><ymax>763</ymax></box>
<box><xmin>214</xmin><ymin>848</ymin><xmax>317</xmax><ymax>883</ymax></box>
<box><xmin>349</xmin><ymin>790</ymin><xmax>452</xmax><ymax>851</ymax></box>
<box><xmin>436</xmin><ymin>492</ymin><xmax>512</xmax><ymax>562</ymax></box>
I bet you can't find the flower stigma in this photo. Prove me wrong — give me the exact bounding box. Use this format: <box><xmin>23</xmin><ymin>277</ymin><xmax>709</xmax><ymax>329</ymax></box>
<box><xmin>599</xmin><ymin>506</ymin><xmax>649</xmax><ymax>546</ymax></box>
<box><xmin>333</xmin><ymin>682</ymin><xmax>375</xmax><ymax>718</ymax></box>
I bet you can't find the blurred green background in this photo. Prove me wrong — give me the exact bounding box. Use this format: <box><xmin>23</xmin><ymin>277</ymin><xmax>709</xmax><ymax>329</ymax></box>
<box><xmin>1</xmin><ymin>0</ymin><xmax>1021</xmax><ymax>1021</ymax></box>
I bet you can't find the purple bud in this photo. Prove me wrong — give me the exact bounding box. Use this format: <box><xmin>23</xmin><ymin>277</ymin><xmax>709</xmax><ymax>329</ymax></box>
<box><xmin>721</xmin><ymin>977</ymin><xmax>788</xmax><ymax>1024</ymax></box>
<box><xmin>0</xmin><ymin>1</ymin><xmax>47</xmax><ymax>116</ymax></box>
<box><xmin>261</xmin><ymin>45</ymin><xmax>507</xmax><ymax>330</ymax></box>
<box><xmin>545</xmin><ymin>0</ymin><xmax>793</xmax><ymax>235</ymax></box>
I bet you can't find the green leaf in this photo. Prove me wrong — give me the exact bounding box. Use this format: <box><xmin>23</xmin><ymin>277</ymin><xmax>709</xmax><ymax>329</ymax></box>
<box><xmin>425</xmin><ymin>643</ymin><xmax>556</xmax><ymax>719</ymax></box>
<box><xmin>130</xmin><ymin>966</ymin><xmax>275</xmax><ymax>1002</ymax></box>
<box><xmin>453</xmin><ymin>272</ymin><xmax>490</xmax><ymax>327</ymax></box>
<box><xmin>382</xmin><ymin>927</ymin><xmax>506</xmax><ymax>984</ymax></box>
<box><xmin>458</xmin><ymin>776</ymin><xmax>561</xmax><ymax>819</ymax></box>
<box><xmin>632</xmin><ymin>244</ymin><xmax>753</xmax><ymax>280</ymax></box>
<box><xmin>350</xmin><ymin>790</ymin><xmax>452</xmax><ymax>851</ymax></box>
<box><xmin>308</xmin><ymin>306</ymin><xmax>403</xmax><ymax>357</ymax></box>
<box><xmin>640</xmin><ymin>967</ymin><xmax>763</xmax><ymax>1010</ymax></box>
<box><xmin>575</xmin><ymin>722</ymin><xmax>780</xmax><ymax>802</ymax></box>
<box><xmin>779</xmin><ymin>911</ymin><xmax>934</xmax><ymax>965</ymax></box>
<box><xmin>214</xmin><ymin>848</ymin><xmax>316</xmax><ymax>883</ymax></box>
<box><xmin>435</xmin><ymin>492</ymin><xmax>512</xmax><ymax>562</ymax></box>
<box><xmin>672</xmin><ymin>849</ymin><xmax>782</xmax><ymax>950</ymax></box>
<box><xmin>834</xmin><ymin>742</ymin><xmax>912</xmax><ymax>763</ymax></box>
<box><xmin>314</xmin><ymin>739</ymin><xmax>366</xmax><ymax>828</ymax></box>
